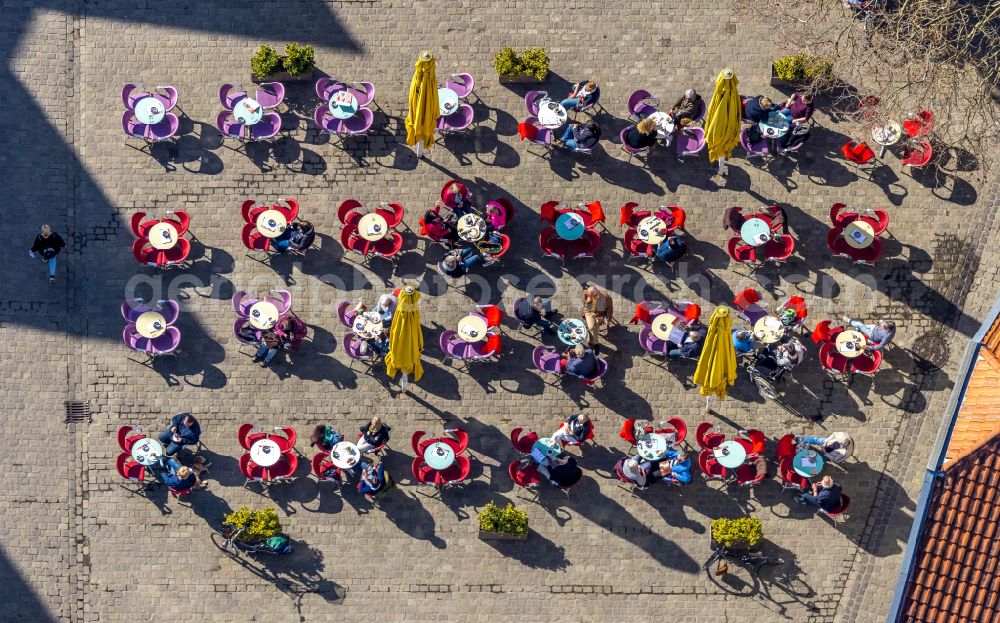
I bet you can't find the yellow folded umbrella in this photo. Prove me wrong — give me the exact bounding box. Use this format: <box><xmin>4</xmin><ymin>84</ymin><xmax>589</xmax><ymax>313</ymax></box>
<box><xmin>404</xmin><ymin>50</ymin><xmax>439</xmax><ymax>152</ymax></box>
<box><xmin>703</xmin><ymin>68</ymin><xmax>742</xmax><ymax>165</ymax></box>
<box><xmin>384</xmin><ymin>285</ymin><xmax>424</xmax><ymax>383</ymax></box>
<box><xmin>693</xmin><ymin>307</ymin><xmax>738</xmax><ymax>401</ymax></box>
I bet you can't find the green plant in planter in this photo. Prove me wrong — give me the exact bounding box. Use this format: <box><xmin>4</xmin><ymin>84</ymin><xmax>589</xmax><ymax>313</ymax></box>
<box><xmin>251</xmin><ymin>44</ymin><xmax>282</xmax><ymax>78</ymax></box>
<box><xmin>519</xmin><ymin>48</ymin><xmax>550</xmax><ymax>80</ymax></box>
<box><xmin>283</xmin><ymin>42</ymin><xmax>315</xmax><ymax>76</ymax></box>
<box><xmin>223</xmin><ymin>507</ymin><xmax>282</xmax><ymax>543</ymax></box>
<box><xmin>478</xmin><ymin>502</ymin><xmax>528</xmax><ymax>535</ymax></box>
<box><xmin>493</xmin><ymin>47</ymin><xmax>550</xmax><ymax>79</ymax></box>
<box><xmin>711</xmin><ymin>517</ymin><xmax>764</xmax><ymax>548</ymax></box>
<box><xmin>773</xmin><ymin>53</ymin><xmax>834</xmax><ymax>83</ymax></box>
<box><xmin>493</xmin><ymin>47</ymin><xmax>522</xmax><ymax>77</ymax></box>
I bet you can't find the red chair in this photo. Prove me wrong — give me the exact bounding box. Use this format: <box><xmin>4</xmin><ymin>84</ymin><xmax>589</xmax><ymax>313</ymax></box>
<box><xmin>727</xmin><ymin>237</ymin><xmax>756</xmax><ymax>265</ymax></box>
<box><xmin>903</xmin><ymin>112</ymin><xmax>932</xmax><ymax>138</ymax></box>
<box><xmin>619</xmin><ymin>201</ymin><xmax>640</xmax><ymax>227</ymax></box>
<box><xmin>164</xmin><ymin>210</ymin><xmax>190</xmax><ymax>235</ymax></box>
<box><xmin>312</xmin><ymin>452</ymin><xmax>341</xmax><ymax>482</ymax></box>
<box><xmin>539</xmin><ymin>226</ymin><xmax>561</xmax><ymax>259</ymax></box>
<box><xmin>858</xmin><ymin>209</ymin><xmax>889</xmax><ymax>235</ymax></box>
<box><xmin>130</xmin><ymin>212</ymin><xmax>157</xmax><ymax>238</ymax></box>
<box><xmin>510</xmin><ymin>427</ymin><xmax>539</xmax><ymax>454</ymax></box>
<box><xmin>733</xmin><ymin>288</ymin><xmax>761</xmax><ymax>310</ymax></box>
<box><xmin>268</xmin><ymin>426</ymin><xmax>297</xmax><ymax>453</ymax></box>
<box><xmin>629</xmin><ymin>301</ymin><xmax>661</xmax><ymax>325</ymax></box>
<box><xmin>744</xmin><ymin>429</ymin><xmax>766</xmax><ymax>456</ymax></box>
<box><xmin>486</xmin><ymin>234</ymin><xmax>511</xmax><ymax>264</ymax></box>
<box><xmin>698</xmin><ymin>450</ymin><xmax>727</xmax><ymax>479</ymax></box>
<box><xmin>571</xmin><ymin>230</ymin><xmax>601</xmax><ymax>259</ymax></box>
<box><xmin>476</xmin><ymin>305</ymin><xmax>504</xmax><ymax>328</ymax></box>
<box><xmin>901</xmin><ymin>140</ymin><xmax>933</xmax><ymax>170</ymax></box>
<box><xmin>666</xmin><ymin>206</ymin><xmax>686</xmax><ymax>232</ymax></box>
<box><xmin>666</xmin><ymin>417</ymin><xmax>687</xmax><ymax>445</ymax></box>
<box><xmin>439</xmin><ymin>455</ymin><xmax>471</xmax><ymax>485</ymax></box>
<box><xmin>821</xmin><ymin>494</ymin><xmax>851</xmax><ymax>522</ymax></box>
<box><xmin>812</xmin><ymin>320</ymin><xmax>833</xmax><ymax>344</ymax></box>
<box><xmin>241</xmin><ymin>199</ymin><xmax>267</xmax><ymax>224</ymax></box>
<box><xmin>132</xmin><ymin>239</ymin><xmax>164</xmax><ymax>266</ymax></box>
<box><xmin>508</xmin><ymin>460</ymin><xmax>541</xmax><ymax>499</ymax></box>
<box><xmin>733</xmin><ymin>437</ymin><xmax>754</xmax><ymax>455</ymax></box>
<box><xmin>775</xmin><ymin>434</ymin><xmax>796</xmax><ymax>460</ymax></box>
<box><xmin>819</xmin><ymin>342</ymin><xmax>850</xmax><ymax>375</ymax></box>
<box><xmin>340</xmin><ymin>225</ymin><xmax>371</xmax><ymax>256</ymax></box>
<box><xmin>761</xmin><ymin>235</ymin><xmax>795</xmax><ymax>263</ymax></box>
<box><xmin>850</xmin><ymin>237</ymin><xmax>884</xmax><ymax>266</ymax></box>
<box><xmin>778</xmin><ymin>296</ymin><xmax>808</xmax><ymax>323</ymax></box>
<box><xmin>241</xmin><ymin>224</ymin><xmax>271</xmax><ymax>252</ymax></box>
<box><xmin>826</xmin><ymin>228</ymin><xmax>852</xmax><ymax>259</ymax></box>
<box><xmin>116</xmin><ymin>453</ymin><xmax>145</xmax><ymax>483</ymax></box>
<box><xmin>443</xmin><ymin>428</ymin><xmax>469</xmax><ymax>454</ymax></box>
<box><xmin>539</xmin><ymin>200</ymin><xmax>560</xmax><ymax>224</ymax></box>
<box><xmin>268</xmin><ymin>454</ymin><xmax>298</xmax><ymax>481</ymax></box>
<box><xmin>240</xmin><ymin>454</ymin><xmax>267</xmax><ymax>484</ymax></box>
<box><xmin>337</xmin><ymin>199</ymin><xmax>363</xmax><ymax>225</ymax></box>
<box><xmin>372</xmin><ymin>232</ymin><xmax>404</xmax><ymax>260</ymax></box>
<box><xmin>829</xmin><ymin>203</ymin><xmax>858</xmax><ymax>228</ymax></box>
<box><xmin>778</xmin><ymin>457</ymin><xmax>808</xmax><ymax>491</ymax></box>
<box><xmin>162</xmin><ymin>238</ymin><xmax>191</xmax><ymax>265</ymax></box>
<box><xmin>117</xmin><ymin>425</ymin><xmax>146</xmax><ymax>452</ymax></box>
<box><xmin>274</xmin><ymin>197</ymin><xmax>299</xmax><ymax>222</ymax></box>
<box><xmin>684</xmin><ymin>304</ymin><xmax>701</xmax><ymax>324</ymax></box>
<box><xmin>850</xmin><ymin>350</ymin><xmax>883</xmax><ymax>376</ymax></box>
<box><xmin>582</xmin><ymin>201</ymin><xmax>605</xmax><ymax>227</ymax></box>
<box><xmin>734</xmin><ymin>457</ymin><xmax>767</xmax><ymax>486</ymax></box>
<box><xmin>411</xmin><ymin>430</ymin><xmax>430</xmax><ymax>455</ymax></box>
<box><xmin>237</xmin><ymin>424</ymin><xmax>267</xmax><ymax>451</ymax></box>
<box><xmin>840</xmin><ymin>141</ymin><xmax>876</xmax><ymax>165</ymax></box>
<box><xmin>696</xmin><ymin>422</ymin><xmax>724</xmax><ymax>449</ymax></box>
<box><xmin>618</xmin><ymin>419</ymin><xmax>638</xmax><ymax>450</ymax></box>
<box><xmin>441</xmin><ymin>180</ymin><xmax>470</xmax><ymax>206</ymax></box>
<box><xmin>411</xmin><ymin>457</ymin><xmax>437</xmax><ymax>485</ymax></box>
<box><xmin>375</xmin><ymin>202</ymin><xmax>406</xmax><ymax>229</ymax></box>
<box><xmin>623</xmin><ymin>228</ymin><xmax>655</xmax><ymax>260</ymax></box>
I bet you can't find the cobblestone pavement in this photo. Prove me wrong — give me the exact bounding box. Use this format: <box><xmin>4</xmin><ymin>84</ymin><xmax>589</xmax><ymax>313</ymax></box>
<box><xmin>1</xmin><ymin>1</ymin><xmax>997</xmax><ymax>621</ymax></box>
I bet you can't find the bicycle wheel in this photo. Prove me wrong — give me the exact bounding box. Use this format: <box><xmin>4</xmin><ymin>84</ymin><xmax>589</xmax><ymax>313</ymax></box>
<box><xmin>702</xmin><ymin>549</ymin><xmax>723</xmax><ymax>571</ymax></box>
<box><xmin>209</xmin><ymin>530</ymin><xmax>240</xmax><ymax>558</ymax></box>
<box><xmin>751</xmin><ymin>556</ymin><xmax>784</xmax><ymax>575</ymax></box>
<box><xmin>754</xmin><ymin>376</ymin><xmax>779</xmax><ymax>401</ymax></box>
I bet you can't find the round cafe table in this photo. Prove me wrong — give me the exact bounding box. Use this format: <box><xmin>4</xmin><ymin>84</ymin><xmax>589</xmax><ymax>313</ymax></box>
<box><xmin>457</xmin><ymin>314</ymin><xmax>488</xmax><ymax>342</ymax></box>
<box><xmin>329</xmin><ymin>441</ymin><xmax>361</xmax><ymax>469</ymax></box>
<box><xmin>843</xmin><ymin>220</ymin><xmax>876</xmax><ymax>249</ymax></box>
<box><xmin>636</xmin><ymin>216</ymin><xmax>667</xmax><ymax>245</ymax></box>
<box><xmin>423</xmin><ymin>441</ymin><xmax>456</xmax><ymax>471</ymax></box>
<box><xmin>871</xmin><ymin>120</ymin><xmax>902</xmax><ymax>157</ymax></box>
<box><xmin>651</xmin><ymin>313</ymin><xmax>681</xmax><ymax>341</ymax></box>
<box><xmin>531</xmin><ymin>437</ymin><xmax>561</xmax><ymax>462</ymax></box>
<box><xmin>352</xmin><ymin>311</ymin><xmax>383</xmax><ymax>339</ymax></box>
<box><xmin>357</xmin><ymin>213</ymin><xmax>389</xmax><ymax>242</ymax></box>
<box><xmin>136</xmin><ymin>311</ymin><xmax>168</xmax><ymax>339</ymax></box>
<box><xmin>793</xmin><ymin>448</ymin><xmax>825</xmax><ymax>478</ymax></box>
<box><xmin>636</xmin><ymin>433</ymin><xmax>669</xmax><ymax>461</ymax></box>
<box><xmin>249</xmin><ymin>438</ymin><xmax>281</xmax><ymax>467</ymax></box>
<box><xmin>740</xmin><ymin>218</ymin><xmax>772</xmax><ymax>246</ymax></box>
<box><xmin>248</xmin><ymin>300</ymin><xmax>279</xmax><ymax>330</ymax></box>
<box><xmin>457</xmin><ymin>214</ymin><xmax>487</xmax><ymax>242</ymax></box>
<box><xmin>758</xmin><ymin>112</ymin><xmax>790</xmax><ymax>138</ymax></box>
<box><xmin>256</xmin><ymin>210</ymin><xmax>288</xmax><ymax>238</ymax></box>
<box><xmin>130</xmin><ymin>437</ymin><xmax>164</xmax><ymax>466</ymax></box>
<box><xmin>328</xmin><ymin>90</ymin><xmax>359</xmax><ymax>120</ymax></box>
<box><xmin>648</xmin><ymin>111</ymin><xmax>675</xmax><ymax>139</ymax></box>
<box><xmin>714</xmin><ymin>440</ymin><xmax>747</xmax><ymax>469</ymax></box>
<box><xmin>555</xmin><ymin>212</ymin><xmax>586</xmax><ymax>241</ymax></box>
<box><xmin>558</xmin><ymin>318</ymin><xmax>588</xmax><ymax>346</ymax></box>
<box><xmin>233</xmin><ymin>98</ymin><xmax>264</xmax><ymax>126</ymax></box>
<box><xmin>836</xmin><ymin>329</ymin><xmax>868</xmax><ymax>358</ymax></box>
<box><xmin>438</xmin><ymin>87</ymin><xmax>460</xmax><ymax>117</ymax></box>
<box><xmin>753</xmin><ymin>316</ymin><xmax>785</xmax><ymax>345</ymax></box>
<box><xmin>147</xmin><ymin>221</ymin><xmax>179</xmax><ymax>250</ymax></box>
<box><xmin>537</xmin><ymin>98</ymin><xmax>567</xmax><ymax>129</ymax></box>
<box><xmin>134</xmin><ymin>97</ymin><xmax>166</xmax><ymax>126</ymax></box>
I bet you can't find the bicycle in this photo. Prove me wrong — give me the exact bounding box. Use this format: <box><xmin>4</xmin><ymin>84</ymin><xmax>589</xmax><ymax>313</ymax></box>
<box><xmin>703</xmin><ymin>546</ymin><xmax>783</xmax><ymax>576</ymax></box>
<box><xmin>213</xmin><ymin>526</ymin><xmax>292</xmax><ymax>558</ymax></box>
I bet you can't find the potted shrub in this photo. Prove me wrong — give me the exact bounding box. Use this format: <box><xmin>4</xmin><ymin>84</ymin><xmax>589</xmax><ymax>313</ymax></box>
<box><xmin>494</xmin><ymin>47</ymin><xmax>549</xmax><ymax>84</ymax></box>
<box><xmin>771</xmin><ymin>53</ymin><xmax>833</xmax><ymax>88</ymax></box>
<box><xmin>251</xmin><ymin>42</ymin><xmax>316</xmax><ymax>83</ymax></box>
<box><xmin>222</xmin><ymin>507</ymin><xmax>283</xmax><ymax>543</ymax></box>
<box><xmin>478</xmin><ymin>502</ymin><xmax>529</xmax><ymax>541</ymax></box>
<box><xmin>710</xmin><ymin>517</ymin><xmax>764</xmax><ymax>552</ymax></box>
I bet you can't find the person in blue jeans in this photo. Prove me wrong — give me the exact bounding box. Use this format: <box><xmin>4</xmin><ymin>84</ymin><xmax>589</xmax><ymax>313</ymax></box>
<box><xmin>158</xmin><ymin>412</ymin><xmax>201</xmax><ymax>456</ymax></box>
<box><xmin>795</xmin><ymin>475</ymin><xmax>843</xmax><ymax>512</ymax></box>
<box><xmin>561</xmin><ymin>81</ymin><xmax>598</xmax><ymax>111</ymax></box>
<box><xmin>441</xmin><ymin>182</ymin><xmax>474</xmax><ymax>217</ymax></box>
<box><xmin>357</xmin><ymin>462</ymin><xmax>386</xmax><ymax>500</ymax></box>
<box><xmin>29</xmin><ymin>224</ymin><xmax>66</xmax><ymax>284</ymax></box>
<box><xmin>363</xmin><ymin>332</ymin><xmax>390</xmax><ymax>356</ymax></box>
<box><xmin>554</xmin><ymin>121</ymin><xmax>601</xmax><ymax>151</ymax></box>
<box><xmin>655</xmin><ymin>235</ymin><xmax>688</xmax><ymax>263</ymax></box>
<box><xmin>149</xmin><ymin>456</ymin><xmax>198</xmax><ymax>492</ymax></box>
<box><xmin>842</xmin><ymin>316</ymin><xmax>896</xmax><ymax>351</ymax></box>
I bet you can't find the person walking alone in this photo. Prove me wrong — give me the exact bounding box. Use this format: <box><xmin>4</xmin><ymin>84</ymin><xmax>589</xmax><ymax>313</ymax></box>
<box><xmin>29</xmin><ymin>224</ymin><xmax>66</xmax><ymax>284</ymax></box>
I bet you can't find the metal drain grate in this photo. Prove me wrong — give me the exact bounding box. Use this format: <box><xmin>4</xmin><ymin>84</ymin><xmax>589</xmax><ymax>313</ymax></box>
<box><xmin>64</xmin><ymin>400</ymin><xmax>92</xmax><ymax>423</ymax></box>
<box><xmin>911</xmin><ymin>332</ymin><xmax>950</xmax><ymax>371</ymax></box>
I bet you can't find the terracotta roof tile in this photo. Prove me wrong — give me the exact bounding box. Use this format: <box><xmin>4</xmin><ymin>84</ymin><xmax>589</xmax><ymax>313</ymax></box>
<box><xmin>943</xmin><ymin>354</ymin><xmax>1000</xmax><ymax>465</ymax></box>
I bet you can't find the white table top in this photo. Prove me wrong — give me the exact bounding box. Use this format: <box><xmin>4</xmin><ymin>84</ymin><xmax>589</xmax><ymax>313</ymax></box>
<box><xmin>357</xmin><ymin>213</ymin><xmax>389</xmax><ymax>242</ymax></box>
<box><xmin>651</xmin><ymin>313</ymin><xmax>683</xmax><ymax>342</ymax></box>
<box><xmin>248</xmin><ymin>301</ymin><xmax>279</xmax><ymax>330</ymax></box>
<box><xmin>844</xmin><ymin>220</ymin><xmax>875</xmax><ymax>249</ymax></box>
<box><xmin>836</xmin><ymin>329</ymin><xmax>868</xmax><ymax>358</ymax></box>
<box><xmin>438</xmin><ymin>87</ymin><xmax>460</xmax><ymax>117</ymax></box>
<box><xmin>352</xmin><ymin>311</ymin><xmax>384</xmax><ymax>339</ymax></box>
<box><xmin>233</xmin><ymin>98</ymin><xmax>264</xmax><ymax>126</ymax></box>
<box><xmin>457</xmin><ymin>214</ymin><xmax>487</xmax><ymax>242</ymax></box>
<box><xmin>329</xmin><ymin>441</ymin><xmax>361</xmax><ymax>469</ymax></box>
<box><xmin>147</xmin><ymin>221</ymin><xmax>179</xmax><ymax>250</ymax></box>
<box><xmin>457</xmin><ymin>314</ymin><xmax>488</xmax><ymax>342</ymax></box>
<box><xmin>714</xmin><ymin>440</ymin><xmax>747</xmax><ymax>469</ymax></box>
<box><xmin>537</xmin><ymin>98</ymin><xmax>567</xmax><ymax>129</ymax></box>
<box><xmin>136</xmin><ymin>311</ymin><xmax>168</xmax><ymax>339</ymax></box>
<box><xmin>648</xmin><ymin>111</ymin><xmax>675</xmax><ymax>138</ymax></box>
<box><xmin>636</xmin><ymin>216</ymin><xmax>667</xmax><ymax>245</ymax></box>
<box><xmin>558</xmin><ymin>318</ymin><xmax>588</xmax><ymax>345</ymax></box>
<box><xmin>329</xmin><ymin>91</ymin><xmax>359</xmax><ymax>120</ymax></box>
<box><xmin>740</xmin><ymin>217</ymin><xmax>772</xmax><ymax>246</ymax></box>
<box><xmin>636</xmin><ymin>433</ymin><xmax>669</xmax><ymax>461</ymax></box>
<box><xmin>256</xmin><ymin>210</ymin><xmax>288</xmax><ymax>239</ymax></box>
<box><xmin>134</xmin><ymin>96</ymin><xmax>166</xmax><ymax>126</ymax></box>
<box><xmin>753</xmin><ymin>316</ymin><xmax>785</xmax><ymax>344</ymax></box>
<box><xmin>758</xmin><ymin>112</ymin><xmax>790</xmax><ymax>138</ymax></box>
<box><xmin>423</xmin><ymin>441</ymin><xmax>456</xmax><ymax>471</ymax></box>
<box><xmin>131</xmin><ymin>437</ymin><xmax>164</xmax><ymax>466</ymax></box>
<box><xmin>250</xmin><ymin>438</ymin><xmax>281</xmax><ymax>467</ymax></box>
<box><xmin>871</xmin><ymin>121</ymin><xmax>902</xmax><ymax>146</ymax></box>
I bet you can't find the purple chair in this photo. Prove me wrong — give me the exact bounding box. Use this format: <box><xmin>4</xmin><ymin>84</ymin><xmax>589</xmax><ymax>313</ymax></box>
<box><xmin>740</xmin><ymin>128</ymin><xmax>769</xmax><ymax>158</ymax></box>
<box><xmin>522</xmin><ymin>117</ymin><xmax>553</xmax><ymax>148</ymax></box>
<box><xmin>691</xmin><ymin>99</ymin><xmax>707</xmax><ymax>123</ymax></box>
<box><xmin>157</xmin><ymin>300</ymin><xmax>180</xmax><ymax>325</ymax></box>
<box><xmin>313</xmin><ymin>104</ymin><xmax>342</xmax><ymax>133</ymax></box>
<box><xmin>532</xmin><ymin>345</ymin><xmax>564</xmax><ymax>376</ymax></box>
<box><xmin>219</xmin><ymin>83</ymin><xmax>247</xmax><ymax>110</ymax></box>
<box><xmin>337</xmin><ymin>302</ymin><xmax>355</xmax><ymax>328</ymax></box>
<box><xmin>152</xmin><ymin>86</ymin><xmax>178</xmax><ymax>111</ymax></box>
<box><xmin>121</xmin><ymin>299</ymin><xmax>153</xmax><ymax>322</ymax></box>
<box><xmin>340</xmin><ymin>108</ymin><xmax>373</xmax><ymax>135</ymax></box>
<box><xmin>123</xmin><ymin>325</ymin><xmax>149</xmax><ymax>352</ymax></box>
<box><xmin>639</xmin><ymin>326</ymin><xmax>670</xmax><ymax>357</ymax></box>
<box><xmin>149</xmin><ymin>326</ymin><xmax>181</xmax><ymax>355</ymax></box>
<box><xmin>122</xmin><ymin>83</ymin><xmax>144</xmax><ymax>109</ymax></box>
<box><xmin>446</xmin><ymin>73</ymin><xmax>475</xmax><ymax>99</ymax></box>
<box><xmin>250</xmin><ymin>112</ymin><xmax>282</xmax><ymax>141</ymax></box>
<box><xmin>579</xmin><ymin>358</ymin><xmax>609</xmax><ymax>386</ymax></box>
<box><xmin>233</xmin><ymin>317</ymin><xmax>257</xmax><ymax>345</ymax></box>
<box><xmin>231</xmin><ymin>291</ymin><xmax>258</xmax><ymax>317</ymax></box>
<box><xmin>148</xmin><ymin>113</ymin><xmax>180</xmax><ymax>141</ymax></box>
<box><xmin>525</xmin><ymin>90</ymin><xmax>543</xmax><ymax>116</ymax></box>
<box><xmin>315</xmin><ymin>77</ymin><xmax>344</xmax><ymax>101</ymax></box>
<box><xmin>675</xmin><ymin>127</ymin><xmax>706</xmax><ymax>159</ymax></box>
<box><xmin>348</xmin><ymin>82</ymin><xmax>375</xmax><ymax>107</ymax></box>
<box><xmin>216</xmin><ymin>111</ymin><xmax>244</xmax><ymax>140</ymax></box>
<box><xmin>122</xmin><ymin>111</ymin><xmax>147</xmax><ymax>140</ymax></box>
<box><xmin>437</xmin><ymin>104</ymin><xmax>474</xmax><ymax>134</ymax></box>
<box><xmin>265</xmin><ymin>290</ymin><xmax>292</xmax><ymax>315</ymax></box>
<box><xmin>439</xmin><ymin>329</ymin><xmax>461</xmax><ymax>358</ymax></box>
<box><xmin>626</xmin><ymin>89</ymin><xmax>658</xmax><ymax>121</ymax></box>
<box><xmin>343</xmin><ymin>332</ymin><xmax>379</xmax><ymax>369</ymax></box>
<box><xmin>255</xmin><ymin>82</ymin><xmax>285</xmax><ymax>109</ymax></box>
<box><xmin>620</xmin><ymin>126</ymin><xmax>650</xmax><ymax>161</ymax></box>
<box><xmin>738</xmin><ymin>302</ymin><xmax>769</xmax><ymax>326</ymax></box>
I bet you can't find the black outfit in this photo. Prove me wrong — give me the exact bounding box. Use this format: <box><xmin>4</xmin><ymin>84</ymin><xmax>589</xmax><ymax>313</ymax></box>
<box><xmin>670</xmin><ymin>95</ymin><xmax>702</xmax><ymax>122</ymax></box>
<box><xmin>288</xmin><ymin>223</ymin><xmax>316</xmax><ymax>250</ymax></box>
<box><xmin>566</xmin><ymin>349</ymin><xmax>599</xmax><ymax>378</ymax></box>
<box><xmin>546</xmin><ymin>456</ymin><xmax>582</xmax><ymax>487</ymax></box>
<box><xmin>565</xmin><ymin>415</ymin><xmax>592</xmax><ymax>441</ymax></box>
<box><xmin>625</xmin><ymin>127</ymin><xmax>658</xmax><ymax>149</ymax></box>
<box><xmin>360</xmin><ymin>423</ymin><xmax>391</xmax><ymax>448</ymax></box>
<box><xmin>31</xmin><ymin>232</ymin><xmax>66</xmax><ymax>259</ymax></box>
<box><xmin>572</xmin><ymin>123</ymin><xmax>601</xmax><ymax>150</ymax></box>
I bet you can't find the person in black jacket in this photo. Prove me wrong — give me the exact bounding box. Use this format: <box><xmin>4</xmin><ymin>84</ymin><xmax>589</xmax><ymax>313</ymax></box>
<box><xmin>554</xmin><ymin>121</ymin><xmax>601</xmax><ymax>151</ymax></box>
<box><xmin>743</xmin><ymin>95</ymin><xmax>779</xmax><ymax>124</ymax></box>
<box><xmin>539</xmin><ymin>454</ymin><xmax>582</xmax><ymax>488</ymax></box>
<box><xmin>356</xmin><ymin>416</ymin><xmax>391</xmax><ymax>453</ymax></box>
<box><xmin>666</xmin><ymin>330</ymin><xmax>703</xmax><ymax>359</ymax></box>
<box><xmin>515</xmin><ymin>295</ymin><xmax>557</xmax><ymax>333</ymax></box>
<box><xmin>796</xmin><ymin>475</ymin><xmax>843</xmax><ymax>512</ymax></box>
<box><xmin>158</xmin><ymin>413</ymin><xmax>201</xmax><ymax>456</ymax></box>
<box><xmin>29</xmin><ymin>224</ymin><xmax>66</xmax><ymax>284</ymax></box>
<box><xmin>625</xmin><ymin>118</ymin><xmax>658</xmax><ymax>150</ymax></box>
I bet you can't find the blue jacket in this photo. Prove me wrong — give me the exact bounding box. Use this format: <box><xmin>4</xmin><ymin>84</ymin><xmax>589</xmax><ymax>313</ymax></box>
<box><xmin>655</xmin><ymin>237</ymin><xmax>687</xmax><ymax>263</ymax></box>
<box><xmin>732</xmin><ymin>330</ymin><xmax>754</xmax><ymax>354</ymax></box>
<box><xmin>157</xmin><ymin>458</ymin><xmax>196</xmax><ymax>491</ymax></box>
<box><xmin>816</xmin><ymin>484</ymin><xmax>842</xmax><ymax>511</ymax></box>
<box><xmin>679</xmin><ymin>337</ymin><xmax>702</xmax><ymax>358</ymax></box>
<box><xmin>170</xmin><ymin>413</ymin><xmax>200</xmax><ymax>445</ymax></box>
<box><xmin>666</xmin><ymin>458</ymin><xmax>692</xmax><ymax>484</ymax></box>
<box><xmin>566</xmin><ymin>350</ymin><xmax>598</xmax><ymax>377</ymax></box>
<box><xmin>744</xmin><ymin>96</ymin><xmax>778</xmax><ymax>123</ymax></box>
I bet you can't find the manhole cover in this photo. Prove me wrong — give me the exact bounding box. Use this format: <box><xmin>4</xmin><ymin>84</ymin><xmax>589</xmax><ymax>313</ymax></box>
<box><xmin>911</xmin><ymin>332</ymin><xmax>949</xmax><ymax>370</ymax></box>
<box><xmin>64</xmin><ymin>400</ymin><xmax>92</xmax><ymax>423</ymax></box>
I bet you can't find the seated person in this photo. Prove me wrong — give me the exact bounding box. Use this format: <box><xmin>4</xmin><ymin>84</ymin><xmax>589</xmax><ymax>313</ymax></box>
<box><xmin>538</xmin><ymin>454</ymin><xmax>582</xmax><ymax>488</ymax></box>
<box><xmin>842</xmin><ymin>317</ymin><xmax>896</xmax><ymax>352</ymax></box>
<box><xmin>374</xmin><ymin>294</ymin><xmax>397</xmax><ymax>324</ymax></box>
<box><xmin>438</xmin><ymin>252</ymin><xmax>467</xmax><ymax>278</ymax></box>
<box><xmin>309</xmin><ymin>424</ymin><xmax>343</xmax><ymax>452</ymax></box>
<box><xmin>460</xmin><ymin>234</ymin><xmax>506</xmax><ymax>270</ymax></box>
<box><xmin>796</xmin><ymin>432</ymin><xmax>854</xmax><ymax>463</ymax></box>
<box><xmin>274</xmin><ymin>221</ymin><xmax>316</xmax><ymax>253</ymax></box>
<box><xmin>550</xmin><ymin>413</ymin><xmax>593</xmax><ymax>445</ymax></box>
<box><xmin>666</xmin><ymin>330</ymin><xmax>703</xmax><ymax>359</ymax></box>
<box><xmin>779</xmin><ymin>123</ymin><xmax>812</xmax><ymax>150</ymax></box>
<box><xmin>440</xmin><ymin>182</ymin><xmax>474</xmax><ymax>217</ymax></box>
<box><xmin>781</xmin><ymin>91</ymin><xmax>815</xmax><ymax>126</ymax></box>
<box><xmin>360</xmin><ymin>331</ymin><xmax>389</xmax><ymax>357</ymax></box>
<box><xmin>625</xmin><ymin>118</ymin><xmax>659</xmax><ymax>150</ymax></box>
<box><xmin>723</xmin><ymin>206</ymin><xmax>746</xmax><ymax>232</ymax></box>
<box><xmin>669</xmin><ymin>89</ymin><xmax>703</xmax><ymax>126</ymax></box>
<box><xmin>150</xmin><ymin>456</ymin><xmax>199</xmax><ymax>492</ymax></box>
<box><xmin>357</xmin><ymin>416</ymin><xmax>392</xmax><ymax>453</ymax></box>
<box><xmin>655</xmin><ymin>235</ymin><xmax>687</xmax><ymax>263</ymax></box>
<box><xmin>732</xmin><ymin>329</ymin><xmax>755</xmax><ymax>354</ymax></box>
<box><xmin>743</xmin><ymin>95</ymin><xmax>779</xmax><ymax>124</ymax></box>
<box><xmin>561</xmin><ymin>81</ymin><xmax>599</xmax><ymax>111</ymax></box>
<box><xmin>423</xmin><ymin>209</ymin><xmax>459</xmax><ymax>243</ymax></box>
<box><xmin>774</xmin><ymin>341</ymin><xmax>802</xmax><ymax>368</ymax></box>
<box><xmin>357</xmin><ymin>461</ymin><xmax>388</xmax><ymax>500</ymax></box>
<box><xmin>515</xmin><ymin>295</ymin><xmax>556</xmax><ymax>333</ymax></box>
<box><xmin>252</xmin><ymin>318</ymin><xmax>295</xmax><ymax>367</ymax></box>
<box><xmin>795</xmin><ymin>475</ymin><xmax>843</xmax><ymax>512</ymax></box>
<box><xmin>158</xmin><ymin>412</ymin><xmax>201</xmax><ymax>457</ymax></box>
<box><xmin>620</xmin><ymin>457</ymin><xmax>650</xmax><ymax>488</ymax></box>
<box><xmin>660</xmin><ymin>451</ymin><xmax>692</xmax><ymax>484</ymax></box>
<box><xmin>484</xmin><ymin>203</ymin><xmax>506</xmax><ymax>230</ymax></box>
<box><xmin>553</xmin><ymin>121</ymin><xmax>601</xmax><ymax>151</ymax></box>
<box><xmin>562</xmin><ymin>344</ymin><xmax>599</xmax><ymax>378</ymax></box>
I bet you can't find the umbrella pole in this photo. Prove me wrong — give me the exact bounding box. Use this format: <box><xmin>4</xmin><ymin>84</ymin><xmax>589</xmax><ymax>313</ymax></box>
<box><xmin>416</xmin><ymin>141</ymin><xmax>424</xmax><ymax>159</ymax></box>
<box><xmin>717</xmin><ymin>157</ymin><xmax>728</xmax><ymax>176</ymax></box>
<box><xmin>400</xmin><ymin>373</ymin><xmax>410</xmax><ymax>393</ymax></box>
<box><xmin>705</xmin><ymin>395</ymin><xmax>712</xmax><ymax>412</ymax></box>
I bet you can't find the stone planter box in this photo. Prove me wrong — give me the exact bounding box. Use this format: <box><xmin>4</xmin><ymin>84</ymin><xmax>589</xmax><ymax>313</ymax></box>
<box><xmin>498</xmin><ymin>73</ymin><xmax>547</xmax><ymax>85</ymax></box>
<box><xmin>252</xmin><ymin>62</ymin><xmax>315</xmax><ymax>84</ymax></box>
<box><xmin>710</xmin><ymin>537</ymin><xmax>758</xmax><ymax>553</ymax></box>
<box><xmin>479</xmin><ymin>530</ymin><xmax>528</xmax><ymax>541</ymax></box>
